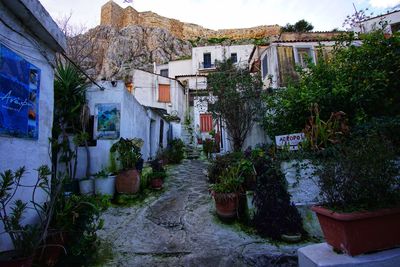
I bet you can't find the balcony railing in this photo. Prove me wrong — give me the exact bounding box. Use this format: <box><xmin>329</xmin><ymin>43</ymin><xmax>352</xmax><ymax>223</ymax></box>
<box><xmin>199</xmin><ymin>61</ymin><xmax>216</xmax><ymax>70</ymax></box>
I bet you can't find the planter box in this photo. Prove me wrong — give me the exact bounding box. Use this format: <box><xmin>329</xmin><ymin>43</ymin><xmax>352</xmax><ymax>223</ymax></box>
<box><xmin>312</xmin><ymin>206</ymin><xmax>400</xmax><ymax>256</ymax></box>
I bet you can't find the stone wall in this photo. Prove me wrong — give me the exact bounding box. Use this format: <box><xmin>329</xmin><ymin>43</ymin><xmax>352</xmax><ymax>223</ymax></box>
<box><xmin>100</xmin><ymin>1</ymin><xmax>280</xmax><ymax>40</ymax></box>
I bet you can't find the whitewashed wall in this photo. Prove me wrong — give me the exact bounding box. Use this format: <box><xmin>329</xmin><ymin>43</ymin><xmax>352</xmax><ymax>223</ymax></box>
<box><xmin>358</xmin><ymin>11</ymin><xmax>400</xmax><ymax>33</ymax></box>
<box><xmin>75</xmin><ymin>81</ymin><xmax>169</xmax><ymax>178</ymax></box>
<box><xmin>192</xmin><ymin>45</ymin><xmax>254</xmax><ymax>73</ymax></box>
<box><xmin>0</xmin><ymin>1</ymin><xmax>62</xmax><ymax>251</ymax></box>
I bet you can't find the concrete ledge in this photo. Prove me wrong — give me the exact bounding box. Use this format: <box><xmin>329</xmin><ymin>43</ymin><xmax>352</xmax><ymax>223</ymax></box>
<box><xmin>298</xmin><ymin>243</ymin><xmax>400</xmax><ymax>267</ymax></box>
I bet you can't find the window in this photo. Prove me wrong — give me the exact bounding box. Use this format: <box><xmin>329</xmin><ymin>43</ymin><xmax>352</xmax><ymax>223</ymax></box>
<box><xmin>231</xmin><ymin>53</ymin><xmax>237</xmax><ymax>63</ymax></box>
<box><xmin>295</xmin><ymin>47</ymin><xmax>314</xmax><ymax>68</ymax></box>
<box><xmin>391</xmin><ymin>22</ymin><xmax>400</xmax><ymax>33</ymax></box>
<box><xmin>200</xmin><ymin>113</ymin><xmax>213</xmax><ymax>132</ymax></box>
<box><xmin>160</xmin><ymin>69</ymin><xmax>169</xmax><ymax>77</ymax></box>
<box><xmin>158</xmin><ymin>84</ymin><xmax>170</xmax><ymax>103</ymax></box>
<box><xmin>262</xmin><ymin>55</ymin><xmax>268</xmax><ymax>79</ymax></box>
<box><xmin>203</xmin><ymin>53</ymin><xmax>211</xmax><ymax>68</ymax></box>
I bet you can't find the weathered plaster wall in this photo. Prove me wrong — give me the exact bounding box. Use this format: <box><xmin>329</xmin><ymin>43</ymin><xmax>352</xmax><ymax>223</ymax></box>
<box><xmin>132</xmin><ymin>69</ymin><xmax>187</xmax><ymax>120</ymax></box>
<box><xmin>0</xmin><ymin>1</ymin><xmax>60</xmax><ymax>251</ymax></box>
<box><xmin>75</xmin><ymin>81</ymin><xmax>166</xmax><ymax>179</ymax></box>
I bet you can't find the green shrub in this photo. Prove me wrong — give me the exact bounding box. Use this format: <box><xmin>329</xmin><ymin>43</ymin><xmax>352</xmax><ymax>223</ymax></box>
<box><xmin>252</xmin><ymin>154</ymin><xmax>306</xmax><ymax>240</ymax></box>
<box><xmin>165</xmin><ymin>139</ymin><xmax>185</xmax><ymax>164</ymax></box>
<box><xmin>264</xmin><ymin>31</ymin><xmax>400</xmax><ymax>140</ymax></box>
<box><xmin>317</xmin><ymin>134</ymin><xmax>400</xmax><ymax>212</ymax></box>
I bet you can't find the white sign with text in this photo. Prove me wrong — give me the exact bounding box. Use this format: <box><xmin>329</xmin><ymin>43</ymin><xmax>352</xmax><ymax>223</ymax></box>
<box><xmin>275</xmin><ymin>133</ymin><xmax>305</xmax><ymax>150</ymax></box>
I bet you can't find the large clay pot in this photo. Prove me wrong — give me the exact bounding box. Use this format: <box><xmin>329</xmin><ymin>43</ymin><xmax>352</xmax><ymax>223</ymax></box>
<box><xmin>116</xmin><ymin>169</ymin><xmax>140</xmax><ymax>194</ymax></box>
<box><xmin>212</xmin><ymin>192</ymin><xmax>239</xmax><ymax>219</ymax></box>
<box><xmin>312</xmin><ymin>206</ymin><xmax>400</xmax><ymax>256</ymax></box>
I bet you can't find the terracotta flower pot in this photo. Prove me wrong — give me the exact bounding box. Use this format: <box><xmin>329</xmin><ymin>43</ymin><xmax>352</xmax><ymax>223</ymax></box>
<box><xmin>312</xmin><ymin>206</ymin><xmax>400</xmax><ymax>256</ymax></box>
<box><xmin>150</xmin><ymin>178</ymin><xmax>163</xmax><ymax>190</ymax></box>
<box><xmin>116</xmin><ymin>169</ymin><xmax>140</xmax><ymax>194</ymax></box>
<box><xmin>212</xmin><ymin>192</ymin><xmax>239</xmax><ymax>219</ymax></box>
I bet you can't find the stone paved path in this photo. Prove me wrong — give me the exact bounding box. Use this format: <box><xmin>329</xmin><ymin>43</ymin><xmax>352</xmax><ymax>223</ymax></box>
<box><xmin>98</xmin><ymin>160</ymin><xmax>308</xmax><ymax>266</ymax></box>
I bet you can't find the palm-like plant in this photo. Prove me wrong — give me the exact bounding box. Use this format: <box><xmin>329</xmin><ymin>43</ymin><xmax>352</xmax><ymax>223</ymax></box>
<box><xmin>52</xmin><ymin>61</ymin><xmax>88</xmax><ymax>179</ymax></box>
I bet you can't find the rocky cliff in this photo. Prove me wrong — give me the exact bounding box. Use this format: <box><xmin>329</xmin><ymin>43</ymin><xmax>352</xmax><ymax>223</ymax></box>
<box><xmin>71</xmin><ymin>25</ymin><xmax>192</xmax><ymax>80</ymax></box>
<box><xmin>100</xmin><ymin>1</ymin><xmax>280</xmax><ymax>40</ymax></box>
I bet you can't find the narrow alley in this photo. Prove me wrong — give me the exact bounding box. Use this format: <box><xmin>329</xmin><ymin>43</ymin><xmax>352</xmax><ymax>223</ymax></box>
<box><xmin>98</xmin><ymin>160</ymin><xmax>305</xmax><ymax>267</ymax></box>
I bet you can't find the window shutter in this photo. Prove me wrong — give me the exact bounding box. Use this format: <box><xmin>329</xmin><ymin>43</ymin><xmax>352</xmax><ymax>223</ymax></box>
<box><xmin>158</xmin><ymin>84</ymin><xmax>171</xmax><ymax>102</ymax></box>
<box><xmin>200</xmin><ymin>114</ymin><xmax>213</xmax><ymax>132</ymax></box>
<box><xmin>262</xmin><ymin>55</ymin><xmax>268</xmax><ymax>79</ymax></box>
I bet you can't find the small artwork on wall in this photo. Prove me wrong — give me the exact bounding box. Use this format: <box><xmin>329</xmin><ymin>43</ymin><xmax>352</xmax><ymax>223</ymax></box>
<box><xmin>95</xmin><ymin>103</ymin><xmax>120</xmax><ymax>139</ymax></box>
<box><xmin>0</xmin><ymin>43</ymin><xmax>40</xmax><ymax>139</ymax></box>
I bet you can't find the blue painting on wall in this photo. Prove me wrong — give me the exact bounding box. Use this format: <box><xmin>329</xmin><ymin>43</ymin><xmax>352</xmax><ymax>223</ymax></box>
<box><xmin>0</xmin><ymin>43</ymin><xmax>40</xmax><ymax>139</ymax></box>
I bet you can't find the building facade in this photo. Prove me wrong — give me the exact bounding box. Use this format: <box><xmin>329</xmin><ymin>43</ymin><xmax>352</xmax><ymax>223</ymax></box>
<box><xmin>0</xmin><ymin>0</ymin><xmax>66</xmax><ymax>251</ymax></box>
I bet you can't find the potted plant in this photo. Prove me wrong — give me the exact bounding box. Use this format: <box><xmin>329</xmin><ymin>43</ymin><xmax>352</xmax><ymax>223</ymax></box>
<box><xmin>148</xmin><ymin>159</ymin><xmax>167</xmax><ymax>190</ymax></box>
<box><xmin>209</xmin><ymin>165</ymin><xmax>245</xmax><ymax>219</ymax></box>
<box><xmin>93</xmin><ymin>168</ymin><xmax>115</xmax><ymax>196</ymax></box>
<box><xmin>110</xmin><ymin>137</ymin><xmax>144</xmax><ymax>194</ymax></box>
<box><xmin>312</xmin><ymin>134</ymin><xmax>400</xmax><ymax>256</ymax></box>
<box><xmin>0</xmin><ymin>166</ymin><xmax>60</xmax><ymax>267</ymax></box>
<box><xmin>78</xmin><ymin>177</ymin><xmax>94</xmax><ymax>196</ymax></box>
<box><xmin>148</xmin><ymin>171</ymin><xmax>167</xmax><ymax>190</ymax></box>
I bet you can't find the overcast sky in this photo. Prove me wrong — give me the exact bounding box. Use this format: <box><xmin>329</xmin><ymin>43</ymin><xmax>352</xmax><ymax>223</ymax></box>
<box><xmin>39</xmin><ymin>0</ymin><xmax>400</xmax><ymax>31</ymax></box>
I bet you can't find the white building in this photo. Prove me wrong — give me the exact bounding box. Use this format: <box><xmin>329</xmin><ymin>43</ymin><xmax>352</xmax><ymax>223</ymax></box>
<box><xmin>152</xmin><ymin>44</ymin><xmax>271</xmax><ymax>152</ymax></box>
<box><xmin>0</xmin><ymin>0</ymin><xmax>66</xmax><ymax>251</ymax></box>
<box><xmin>249</xmin><ymin>33</ymin><xmax>339</xmax><ymax>89</ymax></box>
<box><xmin>75</xmin><ymin>81</ymin><xmax>170</xmax><ymax>178</ymax></box>
<box><xmin>132</xmin><ymin>69</ymin><xmax>187</xmax><ymax>121</ymax></box>
<box><xmin>356</xmin><ymin>10</ymin><xmax>400</xmax><ymax>34</ymax></box>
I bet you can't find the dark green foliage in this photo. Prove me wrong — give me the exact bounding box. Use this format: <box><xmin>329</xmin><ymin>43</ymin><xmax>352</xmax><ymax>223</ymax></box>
<box><xmin>281</xmin><ymin>19</ymin><xmax>314</xmax><ymax>32</ymax></box>
<box><xmin>164</xmin><ymin>139</ymin><xmax>185</xmax><ymax>164</ymax></box>
<box><xmin>52</xmin><ymin>61</ymin><xmax>88</xmax><ymax>180</ymax></box>
<box><xmin>207</xmin><ymin>37</ymin><xmax>230</xmax><ymax>44</ymax></box>
<box><xmin>54</xmin><ymin>195</ymin><xmax>109</xmax><ymax>266</ymax></box>
<box><xmin>206</xmin><ymin>60</ymin><xmax>263</xmax><ymax>151</ymax></box>
<box><xmin>207</xmin><ymin>152</ymin><xmax>244</xmax><ymax>184</ymax></box>
<box><xmin>252</xmin><ymin>155</ymin><xmax>306</xmax><ymax>240</ymax></box>
<box><xmin>110</xmin><ymin>137</ymin><xmax>144</xmax><ymax>171</ymax></box>
<box><xmin>317</xmin><ymin>134</ymin><xmax>400</xmax><ymax>212</ymax></box>
<box><xmin>264</xmin><ymin>32</ymin><xmax>400</xmax><ymax>140</ymax></box>
<box><xmin>209</xmin><ymin>164</ymin><xmax>245</xmax><ymax>193</ymax></box>
<box><xmin>0</xmin><ymin>166</ymin><xmax>54</xmax><ymax>258</ymax></box>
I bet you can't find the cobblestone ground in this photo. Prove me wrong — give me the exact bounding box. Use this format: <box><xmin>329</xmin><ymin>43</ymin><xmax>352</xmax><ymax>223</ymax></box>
<box><xmin>98</xmin><ymin>159</ymin><xmax>308</xmax><ymax>267</ymax></box>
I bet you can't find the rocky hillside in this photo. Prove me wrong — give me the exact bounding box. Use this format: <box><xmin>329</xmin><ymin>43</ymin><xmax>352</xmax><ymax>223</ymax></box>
<box><xmin>70</xmin><ymin>25</ymin><xmax>192</xmax><ymax>80</ymax></box>
<box><xmin>101</xmin><ymin>1</ymin><xmax>280</xmax><ymax>40</ymax></box>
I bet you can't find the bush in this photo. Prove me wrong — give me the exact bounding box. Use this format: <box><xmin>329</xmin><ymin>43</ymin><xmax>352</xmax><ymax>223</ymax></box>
<box><xmin>165</xmin><ymin>139</ymin><xmax>185</xmax><ymax>164</ymax></box>
<box><xmin>264</xmin><ymin>31</ymin><xmax>400</xmax><ymax>139</ymax></box>
<box><xmin>207</xmin><ymin>152</ymin><xmax>244</xmax><ymax>184</ymax></box>
<box><xmin>252</xmin><ymin>154</ymin><xmax>306</xmax><ymax>240</ymax></box>
<box><xmin>317</xmin><ymin>134</ymin><xmax>400</xmax><ymax>212</ymax></box>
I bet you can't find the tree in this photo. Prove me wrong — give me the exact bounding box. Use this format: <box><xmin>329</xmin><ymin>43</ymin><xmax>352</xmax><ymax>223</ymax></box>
<box><xmin>205</xmin><ymin>60</ymin><xmax>263</xmax><ymax>151</ymax></box>
<box><xmin>281</xmin><ymin>19</ymin><xmax>314</xmax><ymax>33</ymax></box>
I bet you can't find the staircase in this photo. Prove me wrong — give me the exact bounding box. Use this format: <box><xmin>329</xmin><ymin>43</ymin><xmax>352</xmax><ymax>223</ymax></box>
<box><xmin>182</xmin><ymin>124</ymin><xmax>201</xmax><ymax>160</ymax></box>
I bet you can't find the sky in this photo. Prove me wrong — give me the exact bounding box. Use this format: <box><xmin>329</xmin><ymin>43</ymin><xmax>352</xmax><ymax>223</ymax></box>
<box><xmin>39</xmin><ymin>0</ymin><xmax>400</xmax><ymax>31</ymax></box>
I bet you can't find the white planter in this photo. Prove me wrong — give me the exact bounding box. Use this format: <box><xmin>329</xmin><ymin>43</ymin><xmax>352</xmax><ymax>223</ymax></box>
<box><xmin>94</xmin><ymin>176</ymin><xmax>116</xmax><ymax>196</ymax></box>
<box><xmin>79</xmin><ymin>179</ymin><xmax>94</xmax><ymax>195</ymax></box>
<box><xmin>246</xmin><ymin>190</ymin><xmax>256</xmax><ymax>220</ymax></box>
